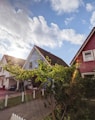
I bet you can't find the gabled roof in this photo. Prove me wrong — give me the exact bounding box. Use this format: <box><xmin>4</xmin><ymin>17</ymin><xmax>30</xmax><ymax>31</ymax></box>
<box><xmin>35</xmin><ymin>45</ymin><xmax>68</xmax><ymax>67</ymax></box>
<box><xmin>3</xmin><ymin>54</ymin><xmax>26</xmax><ymax>67</ymax></box>
<box><xmin>70</xmin><ymin>27</ymin><xmax>95</xmax><ymax>65</ymax></box>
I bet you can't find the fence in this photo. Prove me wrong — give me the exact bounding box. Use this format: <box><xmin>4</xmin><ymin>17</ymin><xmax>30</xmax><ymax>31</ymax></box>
<box><xmin>0</xmin><ymin>88</ymin><xmax>45</xmax><ymax>108</ymax></box>
<box><xmin>10</xmin><ymin>113</ymin><xmax>26</xmax><ymax>120</ymax></box>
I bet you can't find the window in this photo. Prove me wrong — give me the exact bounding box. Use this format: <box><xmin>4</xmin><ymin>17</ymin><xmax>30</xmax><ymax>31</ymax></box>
<box><xmin>93</xmin><ymin>49</ymin><xmax>95</xmax><ymax>59</ymax></box>
<box><xmin>82</xmin><ymin>50</ymin><xmax>94</xmax><ymax>62</ymax></box>
<box><xmin>29</xmin><ymin>62</ymin><xmax>32</xmax><ymax>68</ymax></box>
<box><xmin>84</xmin><ymin>74</ymin><xmax>94</xmax><ymax>78</ymax></box>
<box><xmin>0</xmin><ymin>67</ymin><xmax>2</xmax><ymax>72</ymax></box>
<box><xmin>34</xmin><ymin>60</ymin><xmax>38</xmax><ymax>68</ymax></box>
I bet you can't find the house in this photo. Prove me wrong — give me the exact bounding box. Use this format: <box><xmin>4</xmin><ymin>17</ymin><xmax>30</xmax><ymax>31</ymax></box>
<box><xmin>0</xmin><ymin>45</ymin><xmax>68</xmax><ymax>89</ymax></box>
<box><xmin>23</xmin><ymin>45</ymin><xmax>68</xmax><ymax>87</ymax></box>
<box><xmin>70</xmin><ymin>27</ymin><xmax>95</xmax><ymax>78</ymax></box>
<box><xmin>23</xmin><ymin>45</ymin><xmax>68</xmax><ymax>69</ymax></box>
<box><xmin>0</xmin><ymin>55</ymin><xmax>26</xmax><ymax>89</ymax></box>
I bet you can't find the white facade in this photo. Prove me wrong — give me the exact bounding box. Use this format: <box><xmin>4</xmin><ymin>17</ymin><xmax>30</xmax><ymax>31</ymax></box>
<box><xmin>23</xmin><ymin>47</ymin><xmax>44</xmax><ymax>70</ymax></box>
<box><xmin>0</xmin><ymin>47</ymin><xmax>45</xmax><ymax>89</ymax></box>
<box><xmin>0</xmin><ymin>56</ymin><xmax>13</xmax><ymax>89</ymax></box>
<box><xmin>0</xmin><ymin>56</ymin><xmax>10</xmax><ymax>77</ymax></box>
<box><xmin>0</xmin><ymin>46</ymin><xmax>49</xmax><ymax>89</ymax></box>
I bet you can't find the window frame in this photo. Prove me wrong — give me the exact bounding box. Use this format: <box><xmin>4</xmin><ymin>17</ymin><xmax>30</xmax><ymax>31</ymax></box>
<box><xmin>82</xmin><ymin>50</ymin><xmax>94</xmax><ymax>62</ymax></box>
<box><xmin>93</xmin><ymin>49</ymin><xmax>95</xmax><ymax>59</ymax></box>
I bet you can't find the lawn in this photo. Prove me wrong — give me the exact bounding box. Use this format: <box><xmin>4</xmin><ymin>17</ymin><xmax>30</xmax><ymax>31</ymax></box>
<box><xmin>0</xmin><ymin>90</ymin><xmax>42</xmax><ymax>110</ymax></box>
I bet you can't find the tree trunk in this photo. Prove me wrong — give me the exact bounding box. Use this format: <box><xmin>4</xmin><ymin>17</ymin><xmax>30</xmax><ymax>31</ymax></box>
<box><xmin>60</xmin><ymin>104</ymin><xmax>67</xmax><ymax>120</ymax></box>
<box><xmin>50</xmin><ymin>95</ymin><xmax>56</xmax><ymax>120</ymax></box>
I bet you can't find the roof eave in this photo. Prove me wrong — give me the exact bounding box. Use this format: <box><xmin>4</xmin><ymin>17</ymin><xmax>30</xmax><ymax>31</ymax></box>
<box><xmin>70</xmin><ymin>27</ymin><xmax>95</xmax><ymax>65</ymax></box>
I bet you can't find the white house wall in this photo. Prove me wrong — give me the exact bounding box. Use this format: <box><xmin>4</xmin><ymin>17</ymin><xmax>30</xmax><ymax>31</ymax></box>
<box><xmin>0</xmin><ymin>79</ymin><xmax>3</xmax><ymax>88</ymax></box>
<box><xmin>3</xmin><ymin>78</ymin><xmax>9</xmax><ymax>89</ymax></box>
<box><xmin>0</xmin><ymin>56</ymin><xmax>6</xmax><ymax>76</ymax></box>
<box><xmin>0</xmin><ymin>56</ymin><xmax>10</xmax><ymax>77</ymax></box>
<box><xmin>24</xmin><ymin>48</ymin><xmax>44</xmax><ymax>69</ymax></box>
<box><xmin>0</xmin><ymin>56</ymin><xmax>11</xmax><ymax>89</ymax></box>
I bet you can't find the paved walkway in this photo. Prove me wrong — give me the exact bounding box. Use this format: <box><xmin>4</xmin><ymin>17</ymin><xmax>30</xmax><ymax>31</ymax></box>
<box><xmin>0</xmin><ymin>99</ymin><xmax>51</xmax><ymax>120</ymax></box>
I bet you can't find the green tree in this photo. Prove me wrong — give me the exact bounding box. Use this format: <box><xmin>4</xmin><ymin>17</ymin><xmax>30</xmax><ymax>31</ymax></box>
<box><xmin>35</xmin><ymin>60</ymin><xmax>76</xmax><ymax>120</ymax></box>
<box><xmin>4</xmin><ymin>60</ymin><xmax>92</xmax><ymax>120</ymax></box>
<box><xmin>81</xmin><ymin>77</ymin><xmax>95</xmax><ymax>98</ymax></box>
<box><xmin>3</xmin><ymin>63</ymin><xmax>35</xmax><ymax>91</ymax></box>
<box><xmin>36</xmin><ymin>61</ymin><xmax>91</xmax><ymax>120</ymax></box>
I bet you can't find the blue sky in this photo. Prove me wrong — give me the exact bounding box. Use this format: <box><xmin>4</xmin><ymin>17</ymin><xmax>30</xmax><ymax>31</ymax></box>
<box><xmin>0</xmin><ymin>0</ymin><xmax>95</xmax><ymax>65</ymax></box>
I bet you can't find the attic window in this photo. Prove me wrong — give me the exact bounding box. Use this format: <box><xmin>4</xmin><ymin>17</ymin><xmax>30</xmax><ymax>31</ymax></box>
<box><xmin>83</xmin><ymin>50</ymin><xmax>94</xmax><ymax>62</ymax></box>
<box><xmin>29</xmin><ymin>62</ymin><xmax>32</xmax><ymax>68</ymax></box>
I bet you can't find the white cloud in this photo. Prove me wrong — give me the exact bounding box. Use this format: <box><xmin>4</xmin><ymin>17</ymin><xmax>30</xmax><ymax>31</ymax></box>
<box><xmin>64</xmin><ymin>17</ymin><xmax>74</xmax><ymax>25</ymax></box>
<box><xmin>86</xmin><ymin>3</ymin><xmax>94</xmax><ymax>12</ymax></box>
<box><xmin>49</xmin><ymin>0</ymin><xmax>83</xmax><ymax>14</ymax></box>
<box><xmin>90</xmin><ymin>11</ymin><xmax>95</xmax><ymax>27</ymax></box>
<box><xmin>0</xmin><ymin>0</ymin><xmax>85</xmax><ymax>59</ymax></box>
<box><xmin>60</xmin><ymin>29</ymin><xmax>85</xmax><ymax>44</ymax></box>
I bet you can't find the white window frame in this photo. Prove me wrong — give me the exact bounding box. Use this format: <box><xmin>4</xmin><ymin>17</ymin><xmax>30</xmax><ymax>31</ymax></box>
<box><xmin>93</xmin><ymin>49</ymin><xmax>95</xmax><ymax>59</ymax></box>
<box><xmin>81</xmin><ymin>72</ymin><xmax>95</xmax><ymax>78</ymax></box>
<box><xmin>82</xmin><ymin>50</ymin><xmax>94</xmax><ymax>62</ymax></box>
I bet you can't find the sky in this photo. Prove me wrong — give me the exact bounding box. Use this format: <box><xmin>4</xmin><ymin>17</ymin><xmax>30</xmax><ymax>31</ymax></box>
<box><xmin>0</xmin><ymin>0</ymin><xmax>95</xmax><ymax>65</ymax></box>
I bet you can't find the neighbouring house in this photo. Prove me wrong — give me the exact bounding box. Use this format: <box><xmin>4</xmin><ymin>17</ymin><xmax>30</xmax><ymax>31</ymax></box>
<box><xmin>70</xmin><ymin>27</ymin><xmax>95</xmax><ymax>78</ymax></box>
<box><xmin>23</xmin><ymin>45</ymin><xmax>68</xmax><ymax>87</ymax></box>
<box><xmin>0</xmin><ymin>55</ymin><xmax>26</xmax><ymax>89</ymax></box>
<box><xmin>23</xmin><ymin>45</ymin><xmax>68</xmax><ymax>69</ymax></box>
<box><xmin>0</xmin><ymin>45</ymin><xmax>68</xmax><ymax>89</ymax></box>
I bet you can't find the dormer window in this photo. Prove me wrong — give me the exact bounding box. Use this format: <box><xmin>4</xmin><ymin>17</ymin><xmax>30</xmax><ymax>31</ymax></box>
<box><xmin>83</xmin><ymin>50</ymin><xmax>94</xmax><ymax>62</ymax></box>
